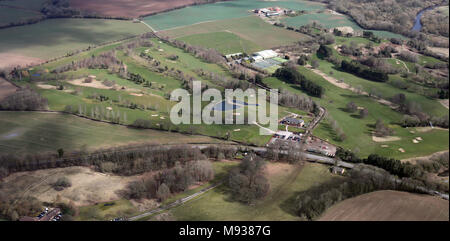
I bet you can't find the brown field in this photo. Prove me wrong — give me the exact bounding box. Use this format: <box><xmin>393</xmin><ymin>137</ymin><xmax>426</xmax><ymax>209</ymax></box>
<box><xmin>319</xmin><ymin>190</ymin><xmax>449</xmax><ymax>221</ymax></box>
<box><xmin>0</xmin><ymin>52</ymin><xmax>43</xmax><ymax>69</ymax></box>
<box><xmin>0</xmin><ymin>77</ymin><xmax>18</xmax><ymax>101</ymax></box>
<box><xmin>0</xmin><ymin>166</ymin><xmax>143</xmax><ymax>206</ymax></box>
<box><xmin>70</xmin><ymin>0</ymin><xmax>202</xmax><ymax>18</ymax></box>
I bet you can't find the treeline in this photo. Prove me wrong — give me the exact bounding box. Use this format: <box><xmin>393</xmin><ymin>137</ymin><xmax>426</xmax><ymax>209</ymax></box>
<box><xmin>340</xmin><ymin>60</ymin><xmax>389</xmax><ymax>82</ymax></box>
<box><xmin>124</xmin><ymin>160</ymin><xmax>214</xmax><ymax>201</ymax></box>
<box><xmin>278</xmin><ymin>89</ymin><xmax>320</xmax><ymax>114</ymax></box>
<box><xmin>0</xmin><ymin>88</ymin><xmax>48</xmax><ymax>111</ymax></box>
<box><xmin>336</xmin><ymin>150</ymin><xmax>420</xmax><ymax>178</ymax></box>
<box><xmin>52</xmin><ymin>50</ymin><xmax>126</xmax><ymax>76</ymax></box>
<box><xmin>0</xmin><ymin>144</ymin><xmax>240</xmax><ymax>177</ymax></box>
<box><xmin>274</xmin><ymin>67</ymin><xmax>324</xmax><ymax>97</ymax></box>
<box><xmin>389</xmin><ymin>93</ymin><xmax>449</xmax><ymax>128</ymax></box>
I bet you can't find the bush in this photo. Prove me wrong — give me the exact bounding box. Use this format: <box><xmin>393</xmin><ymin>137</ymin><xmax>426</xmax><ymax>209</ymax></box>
<box><xmin>52</xmin><ymin>177</ymin><xmax>72</xmax><ymax>191</ymax></box>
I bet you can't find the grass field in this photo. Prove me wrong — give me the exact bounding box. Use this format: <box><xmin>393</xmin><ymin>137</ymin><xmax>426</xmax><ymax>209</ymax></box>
<box><xmin>319</xmin><ymin>190</ymin><xmax>449</xmax><ymax>221</ymax></box>
<box><xmin>0</xmin><ymin>0</ymin><xmax>47</xmax><ymax>11</ymax></box>
<box><xmin>178</xmin><ymin>31</ymin><xmax>263</xmax><ymax>55</ymax></box>
<box><xmin>283</xmin><ymin>12</ymin><xmax>405</xmax><ymax>39</ymax></box>
<box><xmin>0</xmin><ymin>6</ymin><xmax>43</xmax><ymax>26</ymax></box>
<box><xmin>0</xmin><ymin>112</ymin><xmax>226</xmax><ymax>154</ymax></box>
<box><xmin>169</xmin><ymin>162</ymin><xmax>338</xmax><ymax>221</ymax></box>
<box><xmin>160</xmin><ymin>16</ymin><xmax>311</xmax><ymax>49</ymax></box>
<box><xmin>0</xmin><ymin>18</ymin><xmax>148</xmax><ymax>59</ymax></box>
<box><xmin>263</xmin><ymin>66</ymin><xmax>449</xmax><ymax>159</ymax></box>
<box><xmin>143</xmin><ymin>0</ymin><xmax>325</xmax><ymax>31</ymax></box>
<box><xmin>310</xmin><ymin>54</ymin><xmax>447</xmax><ymax>117</ymax></box>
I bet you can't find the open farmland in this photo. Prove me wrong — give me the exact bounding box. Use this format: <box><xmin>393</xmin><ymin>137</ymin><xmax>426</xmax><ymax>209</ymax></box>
<box><xmin>168</xmin><ymin>163</ymin><xmax>339</xmax><ymax>221</ymax></box>
<box><xmin>0</xmin><ymin>6</ymin><xmax>44</xmax><ymax>27</ymax></box>
<box><xmin>0</xmin><ymin>0</ymin><xmax>47</xmax><ymax>11</ymax></box>
<box><xmin>0</xmin><ymin>18</ymin><xmax>148</xmax><ymax>61</ymax></box>
<box><xmin>70</xmin><ymin>0</ymin><xmax>219</xmax><ymax>18</ymax></box>
<box><xmin>178</xmin><ymin>31</ymin><xmax>263</xmax><ymax>55</ymax></box>
<box><xmin>143</xmin><ymin>0</ymin><xmax>325</xmax><ymax>31</ymax></box>
<box><xmin>283</xmin><ymin>11</ymin><xmax>405</xmax><ymax>39</ymax></box>
<box><xmin>319</xmin><ymin>190</ymin><xmax>449</xmax><ymax>221</ymax></box>
<box><xmin>160</xmin><ymin>16</ymin><xmax>311</xmax><ymax>49</ymax></box>
<box><xmin>0</xmin><ymin>112</ymin><xmax>227</xmax><ymax>154</ymax></box>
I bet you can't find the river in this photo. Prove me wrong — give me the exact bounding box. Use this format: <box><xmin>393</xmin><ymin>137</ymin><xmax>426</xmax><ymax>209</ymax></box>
<box><xmin>412</xmin><ymin>3</ymin><xmax>446</xmax><ymax>31</ymax></box>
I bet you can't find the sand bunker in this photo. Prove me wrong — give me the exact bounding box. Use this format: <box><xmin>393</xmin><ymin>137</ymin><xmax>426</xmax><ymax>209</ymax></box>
<box><xmin>130</xmin><ymin>93</ymin><xmax>143</xmax><ymax>97</ymax></box>
<box><xmin>68</xmin><ymin>78</ymin><xmax>117</xmax><ymax>89</ymax></box>
<box><xmin>36</xmin><ymin>84</ymin><xmax>57</xmax><ymax>89</ymax></box>
<box><xmin>372</xmin><ymin>135</ymin><xmax>401</xmax><ymax>142</ymax></box>
<box><xmin>416</xmin><ymin>127</ymin><xmax>449</xmax><ymax>133</ymax></box>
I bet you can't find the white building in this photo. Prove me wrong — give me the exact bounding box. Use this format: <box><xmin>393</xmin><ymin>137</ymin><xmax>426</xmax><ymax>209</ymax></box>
<box><xmin>254</xmin><ymin>50</ymin><xmax>278</xmax><ymax>59</ymax></box>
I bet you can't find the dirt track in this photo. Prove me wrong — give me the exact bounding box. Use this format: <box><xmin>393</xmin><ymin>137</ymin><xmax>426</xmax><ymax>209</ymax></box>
<box><xmin>70</xmin><ymin>0</ymin><xmax>207</xmax><ymax>18</ymax></box>
<box><xmin>319</xmin><ymin>190</ymin><xmax>449</xmax><ymax>221</ymax></box>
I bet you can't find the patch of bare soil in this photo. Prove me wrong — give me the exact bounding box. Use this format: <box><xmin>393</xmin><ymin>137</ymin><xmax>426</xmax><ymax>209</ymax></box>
<box><xmin>36</xmin><ymin>83</ymin><xmax>57</xmax><ymax>90</ymax></box>
<box><xmin>70</xmin><ymin>0</ymin><xmax>203</xmax><ymax>18</ymax></box>
<box><xmin>0</xmin><ymin>53</ymin><xmax>43</xmax><ymax>69</ymax></box>
<box><xmin>439</xmin><ymin>99</ymin><xmax>449</xmax><ymax>109</ymax></box>
<box><xmin>415</xmin><ymin>126</ymin><xmax>449</xmax><ymax>133</ymax></box>
<box><xmin>1</xmin><ymin>166</ymin><xmax>142</xmax><ymax>206</ymax></box>
<box><xmin>319</xmin><ymin>190</ymin><xmax>449</xmax><ymax>221</ymax></box>
<box><xmin>428</xmin><ymin>47</ymin><xmax>449</xmax><ymax>58</ymax></box>
<box><xmin>372</xmin><ymin>135</ymin><xmax>401</xmax><ymax>142</ymax></box>
<box><xmin>0</xmin><ymin>77</ymin><xmax>18</xmax><ymax>101</ymax></box>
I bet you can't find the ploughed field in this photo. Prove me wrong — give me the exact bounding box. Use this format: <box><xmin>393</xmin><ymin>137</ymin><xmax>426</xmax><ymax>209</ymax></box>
<box><xmin>319</xmin><ymin>190</ymin><xmax>449</xmax><ymax>221</ymax></box>
<box><xmin>70</xmin><ymin>0</ymin><xmax>206</xmax><ymax>18</ymax></box>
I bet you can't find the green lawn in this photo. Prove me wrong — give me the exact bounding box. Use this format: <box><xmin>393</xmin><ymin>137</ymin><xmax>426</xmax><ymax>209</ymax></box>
<box><xmin>263</xmin><ymin>66</ymin><xmax>449</xmax><ymax>159</ymax></box>
<box><xmin>168</xmin><ymin>163</ymin><xmax>338</xmax><ymax>221</ymax></box>
<box><xmin>0</xmin><ymin>112</ymin><xmax>226</xmax><ymax>154</ymax></box>
<box><xmin>0</xmin><ymin>6</ymin><xmax>43</xmax><ymax>26</ymax></box>
<box><xmin>311</xmin><ymin>54</ymin><xmax>447</xmax><ymax>117</ymax></box>
<box><xmin>178</xmin><ymin>31</ymin><xmax>262</xmax><ymax>55</ymax></box>
<box><xmin>76</xmin><ymin>199</ymin><xmax>138</xmax><ymax>221</ymax></box>
<box><xmin>0</xmin><ymin>18</ymin><xmax>149</xmax><ymax>59</ymax></box>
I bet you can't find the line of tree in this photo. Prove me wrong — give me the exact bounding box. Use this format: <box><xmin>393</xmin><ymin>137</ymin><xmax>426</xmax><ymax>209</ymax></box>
<box><xmin>0</xmin><ymin>144</ymin><xmax>238</xmax><ymax>177</ymax></box>
<box><xmin>335</xmin><ymin>149</ymin><xmax>421</xmax><ymax>178</ymax></box>
<box><xmin>274</xmin><ymin>67</ymin><xmax>324</xmax><ymax>97</ymax></box>
<box><xmin>340</xmin><ymin>60</ymin><xmax>389</xmax><ymax>82</ymax></box>
<box><xmin>0</xmin><ymin>88</ymin><xmax>48</xmax><ymax>111</ymax></box>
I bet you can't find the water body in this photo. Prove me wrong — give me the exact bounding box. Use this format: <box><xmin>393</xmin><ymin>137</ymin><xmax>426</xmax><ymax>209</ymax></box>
<box><xmin>213</xmin><ymin>99</ymin><xmax>259</xmax><ymax>111</ymax></box>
